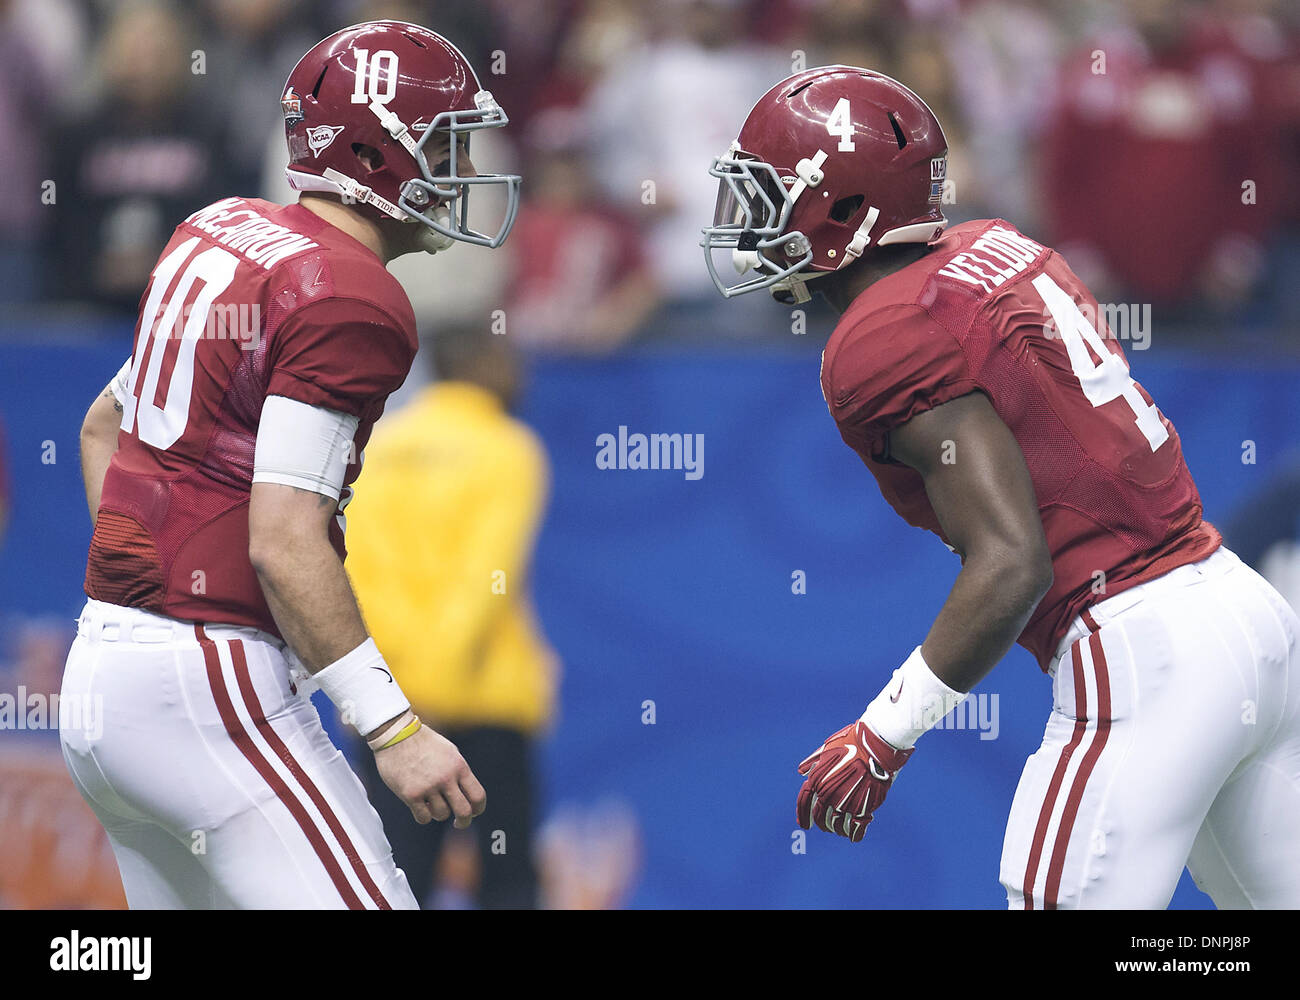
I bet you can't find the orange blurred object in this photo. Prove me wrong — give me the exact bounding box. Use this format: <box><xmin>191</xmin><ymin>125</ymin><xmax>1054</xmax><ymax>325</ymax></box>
<box><xmin>0</xmin><ymin>748</ymin><xmax>126</xmax><ymax>909</ymax></box>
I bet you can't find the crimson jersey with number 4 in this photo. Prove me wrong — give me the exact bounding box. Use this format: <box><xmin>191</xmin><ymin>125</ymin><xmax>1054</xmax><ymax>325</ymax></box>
<box><xmin>820</xmin><ymin>219</ymin><xmax>1220</xmax><ymax>667</ymax></box>
<box><xmin>85</xmin><ymin>196</ymin><xmax>418</xmax><ymax>636</ymax></box>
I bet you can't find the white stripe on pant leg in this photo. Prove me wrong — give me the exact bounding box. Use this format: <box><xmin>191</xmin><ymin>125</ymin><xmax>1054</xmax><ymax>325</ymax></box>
<box><xmin>176</xmin><ymin>639</ymin><xmax>335</xmax><ymax>908</ymax></box>
<box><xmin>1001</xmin><ymin>646</ymin><xmax>1077</xmax><ymax>908</ymax></box>
<box><xmin>1045</xmin><ymin>635</ymin><xmax>1103</xmax><ymax>908</ymax></box>
<box><xmin>219</xmin><ymin>637</ymin><xmax>413</xmax><ymax>909</ymax></box>
<box><xmin>1071</xmin><ymin>623</ymin><xmax>1141</xmax><ymax>908</ymax></box>
<box><xmin>1044</xmin><ymin>636</ymin><xmax>1095</xmax><ymax>907</ymax></box>
<box><xmin>1026</xmin><ymin>638</ymin><xmax>1100</xmax><ymax>907</ymax></box>
<box><xmin>1001</xmin><ymin>730</ymin><xmax>1067</xmax><ymax>908</ymax></box>
<box><xmin>213</xmin><ymin>637</ymin><xmax>384</xmax><ymax>908</ymax></box>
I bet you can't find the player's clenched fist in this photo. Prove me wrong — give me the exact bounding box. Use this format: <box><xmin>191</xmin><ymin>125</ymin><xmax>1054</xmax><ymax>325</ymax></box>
<box><xmin>374</xmin><ymin>723</ymin><xmax>487</xmax><ymax>828</ymax></box>
<box><xmin>796</xmin><ymin>721</ymin><xmax>913</xmax><ymax>842</ymax></box>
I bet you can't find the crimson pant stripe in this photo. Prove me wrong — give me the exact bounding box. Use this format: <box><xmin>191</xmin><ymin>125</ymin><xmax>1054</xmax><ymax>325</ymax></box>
<box><xmin>1043</xmin><ymin>621</ymin><xmax>1111</xmax><ymax>909</ymax></box>
<box><xmin>195</xmin><ymin>625</ymin><xmax>365</xmax><ymax>909</ymax></box>
<box><xmin>1020</xmin><ymin>638</ymin><xmax>1088</xmax><ymax>909</ymax></box>
<box><xmin>227</xmin><ymin>638</ymin><xmax>393</xmax><ymax>910</ymax></box>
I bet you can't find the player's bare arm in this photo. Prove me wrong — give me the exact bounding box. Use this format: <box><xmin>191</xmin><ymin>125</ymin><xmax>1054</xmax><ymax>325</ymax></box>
<box><xmin>79</xmin><ymin>382</ymin><xmax>123</xmax><ymax>524</ymax></box>
<box><xmin>247</xmin><ymin>481</ymin><xmax>370</xmax><ymax>669</ymax></box>
<box><xmin>795</xmin><ymin>392</ymin><xmax>1052</xmax><ymax>842</ymax></box>
<box><xmin>888</xmin><ymin>390</ymin><xmax>1053</xmax><ymax>693</ymax></box>
<box><xmin>248</xmin><ymin>481</ymin><xmax>486</xmax><ymax>828</ymax></box>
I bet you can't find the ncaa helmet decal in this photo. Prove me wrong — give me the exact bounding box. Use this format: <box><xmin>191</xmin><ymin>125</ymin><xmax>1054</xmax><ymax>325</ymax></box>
<box><xmin>282</xmin><ymin>20</ymin><xmax>521</xmax><ymax>251</ymax></box>
<box><xmin>702</xmin><ymin>66</ymin><xmax>948</xmax><ymax>302</ymax></box>
<box><xmin>306</xmin><ymin>125</ymin><xmax>346</xmax><ymax>157</ymax></box>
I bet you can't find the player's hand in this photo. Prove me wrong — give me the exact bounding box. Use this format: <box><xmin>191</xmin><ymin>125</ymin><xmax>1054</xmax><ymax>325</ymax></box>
<box><xmin>796</xmin><ymin>720</ymin><xmax>913</xmax><ymax>842</ymax></box>
<box><xmin>374</xmin><ymin>724</ymin><xmax>486</xmax><ymax>828</ymax></box>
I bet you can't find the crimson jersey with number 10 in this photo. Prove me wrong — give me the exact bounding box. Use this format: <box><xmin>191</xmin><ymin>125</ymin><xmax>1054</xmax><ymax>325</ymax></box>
<box><xmin>820</xmin><ymin>219</ymin><xmax>1221</xmax><ymax>667</ymax></box>
<box><xmin>84</xmin><ymin>196</ymin><xmax>418</xmax><ymax>636</ymax></box>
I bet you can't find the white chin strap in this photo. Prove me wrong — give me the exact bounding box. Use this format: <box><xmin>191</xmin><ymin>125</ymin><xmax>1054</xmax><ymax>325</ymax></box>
<box><xmin>287</xmin><ymin>166</ymin><xmax>407</xmax><ymax>220</ymax></box>
<box><xmin>288</xmin><ymin>166</ymin><xmax>456</xmax><ymax>255</ymax></box>
<box><xmin>843</xmin><ymin>206</ymin><xmax>881</xmax><ymax>263</ymax></box>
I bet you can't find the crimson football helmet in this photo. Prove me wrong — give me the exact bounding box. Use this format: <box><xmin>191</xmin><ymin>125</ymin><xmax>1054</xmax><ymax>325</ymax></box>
<box><xmin>702</xmin><ymin>66</ymin><xmax>948</xmax><ymax>302</ymax></box>
<box><xmin>282</xmin><ymin>20</ymin><xmax>520</xmax><ymax>252</ymax></box>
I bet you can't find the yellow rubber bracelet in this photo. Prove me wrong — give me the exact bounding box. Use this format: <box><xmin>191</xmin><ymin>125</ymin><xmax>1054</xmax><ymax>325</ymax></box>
<box><xmin>366</xmin><ymin>709</ymin><xmax>416</xmax><ymax>750</ymax></box>
<box><xmin>379</xmin><ymin>717</ymin><xmax>422</xmax><ymax>750</ymax></box>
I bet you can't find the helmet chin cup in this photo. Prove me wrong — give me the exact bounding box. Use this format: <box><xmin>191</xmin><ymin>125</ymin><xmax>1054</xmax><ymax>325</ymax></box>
<box><xmin>414</xmin><ymin>206</ymin><xmax>456</xmax><ymax>253</ymax></box>
<box><xmin>398</xmin><ymin>173</ymin><xmax>520</xmax><ymax>249</ymax></box>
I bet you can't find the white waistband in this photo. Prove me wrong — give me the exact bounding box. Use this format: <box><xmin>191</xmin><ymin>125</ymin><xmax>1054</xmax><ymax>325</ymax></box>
<box><xmin>1050</xmin><ymin>546</ymin><xmax>1239</xmax><ymax>669</ymax></box>
<box><xmin>76</xmin><ymin>599</ymin><xmax>283</xmax><ymax>648</ymax></box>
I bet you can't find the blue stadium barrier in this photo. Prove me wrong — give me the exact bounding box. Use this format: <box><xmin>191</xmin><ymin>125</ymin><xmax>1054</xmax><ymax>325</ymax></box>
<box><xmin>3</xmin><ymin>331</ymin><xmax>1298</xmax><ymax>909</ymax></box>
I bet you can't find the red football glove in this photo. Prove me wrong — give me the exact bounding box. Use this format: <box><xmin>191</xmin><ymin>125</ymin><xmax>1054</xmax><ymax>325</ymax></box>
<box><xmin>796</xmin><ymin>720</ymin><xmax>913</xmax><ymax>842</ymax></box>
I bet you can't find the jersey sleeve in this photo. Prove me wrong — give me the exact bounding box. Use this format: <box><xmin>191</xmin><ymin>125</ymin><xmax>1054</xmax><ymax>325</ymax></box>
<box><xmin>109</xmin><ymin>356</ymin><xmax>133</xmax><ymax>407</ymax></box>
<box><xmin>266</xmin><ymin>297</ymin><xmax>416</xmax><ymax>417</ymax></box>
<box><xmin>821</xmin><ymin>304</ymin><xmax>977</xmax><ymax>457</ymax></box>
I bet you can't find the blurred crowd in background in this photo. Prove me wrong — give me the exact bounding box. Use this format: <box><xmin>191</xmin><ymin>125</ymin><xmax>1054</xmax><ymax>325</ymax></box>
<box><xmin>2</xmin><ymin>0</ymin><xmax>1298</xmax><ymax>352</ymax></box>
<box><xmin>2</xmin><ymin>0</ymin><xmax>1299</xmax><ymax>911</ymax></box>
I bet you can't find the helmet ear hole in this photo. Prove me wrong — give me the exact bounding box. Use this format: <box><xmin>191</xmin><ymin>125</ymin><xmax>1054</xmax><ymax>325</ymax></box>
<box><xmin>830</xmin><ymin>194</ymin><xmax>864</xmax><ymax>224</ymax></box>
<box><xmin>353</xmin><ymin>143</ymin><xmax>385</xmax><ymax>173</ymax></box>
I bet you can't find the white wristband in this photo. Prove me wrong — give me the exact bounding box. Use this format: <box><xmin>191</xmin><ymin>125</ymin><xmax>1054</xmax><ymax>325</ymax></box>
<box><xmin>310</xmin><ymin>638</ymin><xmax>410</xmax><ymax>736</ymax></box>
<box><xmin>861</xmin><ymin>646</ymin><xmax>968</xmax><ymax>749</ymax></box>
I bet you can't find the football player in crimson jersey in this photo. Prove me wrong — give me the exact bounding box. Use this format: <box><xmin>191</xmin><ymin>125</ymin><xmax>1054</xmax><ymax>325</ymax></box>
<box><xmin>63</xmin><ymin>22</ymin><xmax>521</xmax><ymax>908</ymax></box>
<box><xmin>704</xmin><ymin>67</ymin><xmax>1300</xmax><ymax>908</ymax></box>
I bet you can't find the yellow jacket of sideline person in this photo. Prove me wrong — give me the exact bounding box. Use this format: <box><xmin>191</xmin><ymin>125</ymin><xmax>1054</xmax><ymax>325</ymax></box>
<box><xmin>345</xmin><ymin>382</ymin><xmax>557</xmax><ymax>734</ymax></box>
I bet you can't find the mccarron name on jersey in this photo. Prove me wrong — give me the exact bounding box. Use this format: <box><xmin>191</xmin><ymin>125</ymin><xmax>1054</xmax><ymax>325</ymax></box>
<box><xmin>187</xmin><ymin>198</ymin><xmax>321</xmax><ymax>270</ymax></box>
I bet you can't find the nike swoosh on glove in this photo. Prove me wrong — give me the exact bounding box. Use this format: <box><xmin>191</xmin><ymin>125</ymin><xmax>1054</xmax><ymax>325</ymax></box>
<box><xmin>796</xmin><ymin>720</ymin><xmax>914</xmax><ymax>842</ymax></box>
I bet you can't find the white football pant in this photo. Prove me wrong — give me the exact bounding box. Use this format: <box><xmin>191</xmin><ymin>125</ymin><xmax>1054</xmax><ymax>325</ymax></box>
<box><xmin>1001</xmin><ymin>547</ymin><xmax>1300</xmax><ymax>909</ymax></box>
<box><xmin>60</xmin><ymin>599</ymin><xmax>418</xmax><ymax>909</ymax></box>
